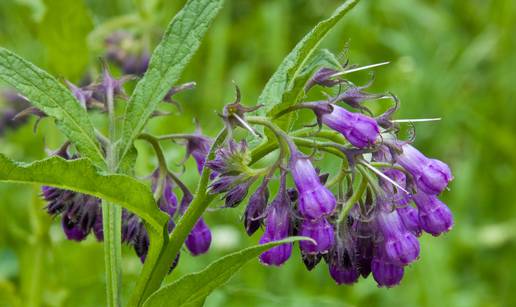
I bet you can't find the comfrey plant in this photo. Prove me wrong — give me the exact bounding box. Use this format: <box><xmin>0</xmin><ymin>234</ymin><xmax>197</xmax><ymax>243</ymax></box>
<box><xmin>0</xmin><ymin>0</ymin><xmax>453</xmax><ymax>306</ymax></box>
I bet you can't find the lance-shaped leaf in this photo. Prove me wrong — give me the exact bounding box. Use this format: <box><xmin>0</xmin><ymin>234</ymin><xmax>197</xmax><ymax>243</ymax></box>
<box><xmin>257</xmin><ymin>0</ymin><xmax>359</xmax><ymax>130</ymax></box>
<box><xmin>0</xmin><ymin>154</ymin><xmax>167</xmax><ymax>231</ymax></box>
<box><xmin>0</xmin><ymin>48</ymin><xmax>105</xmax><ymax>167</ymax></box>
<box><xmin>142</xmin><ymin>237</ymin><xmax>313</xmax><ymax>307</ymax></box>
<box><xmin>118</xmin><ymin>0</ymin><xmax>225</xmax><ymax>166</ymax></box>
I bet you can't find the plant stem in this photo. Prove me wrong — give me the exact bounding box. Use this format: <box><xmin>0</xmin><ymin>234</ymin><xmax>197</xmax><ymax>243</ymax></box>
<box><xmin>135</xmin><ymin>128</ymin><xmax>228</xmax><ymax>305</ymax></box>
<box><xmin>103</xmin><ymin>86</ymin><xmax>122</xmax><ymax>307</ymax></box>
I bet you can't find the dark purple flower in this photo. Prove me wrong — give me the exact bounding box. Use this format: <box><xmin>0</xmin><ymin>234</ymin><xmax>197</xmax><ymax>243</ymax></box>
<box><xmin>185</xmin><ymin>218</ymin><xmax>212</xmax><ymax>255</ymax></box>
<box><xmin>375</xmin><ymin>207</ymin><xmax>420</xmax><ymax>266</ymax></box>
<box><xmin>352</xmin><ymin>218</ymin><xmax>375</xmax><ymax>278</ymax></box>
<box><xmin>224</xmin><ymin>179</ymin><xmax>255</xmax><ymax>208</ymax></box>
<box><xmin>299</xmin><ymin>218</ymin><xmax>335</xmax><ymax>254</ymax></box>
<box><xmin>259</xmin><ymin>172</ymin><xmax>293</xmax><ymax>266</ymax></box>
<box><xmin>371</xmin><ymin>249</ymin><xmax>404</xmax><ymax>288</ymax></box>
<box><xmin>122</xmin><ymin>210</ymin><xmax>143</xmax><ymax>243</ymax></box>
<box><xmin>320</xmin><ymin>104</ymin><xmax>379</xmax><ymax>148</ymax></box>
<box><xmin>244</xmin><ymin>179</ymin><xmax>269</xmax><ymax>236</ymax></box>
<box><xmin>396</xmin><ymin>144</ymin><xmax>453</xmax><ymax>195</ymax></box>
<box><xmin>62</xmin><ymin>214</ymin><xmax>89</xmax><ymax>241</ymax></box>
<box><xmin>412</xmin><ymin>192</ymin><xmax>453</xmax><ymax>236</ymax></box>
<box><xmin>301</xmin><ymin>253</ymin><xmax>322</xmax><ymax>271</ymax></box>
<box><xmin>159</xmin><ymin>177</ymin><xmax>178</xmax><ymax>217</ymax></box>
<box><xmin>290</xmin><ymin>151</ymin><xmax>336</xmax><ymax>219</ymax></box>
<box><xmin>185</xmin><ymin>135</ymin><xmax>212</xmax><ymax>173</ymax></box>
<box><xmin>329</xmin><ymin>262</ymin><xmax>360</xmax><ymax>285</ymax></box>
<box><xmin>334</xmin><ymin>85</ymin><xmax>386</xmax><ymax>110</ymax></box>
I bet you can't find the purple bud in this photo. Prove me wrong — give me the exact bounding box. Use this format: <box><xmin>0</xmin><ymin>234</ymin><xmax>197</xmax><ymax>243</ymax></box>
<box><xmin>160</xmin><ymin>177</ymin><xmax>178</xmax><ymax>217</ymax></box>
<box><xmin>185</xmin><ymin>218</ymin><xmax>212</xmax><ymax>256</ymax></box>
<box><xmin>329</xmin><ymin>263</ymin><xmax>360</xmax><ymax>285</ymax></box>
<box><xmin>371</xmin><ymin>253</ymin><xmax>404</xmax><ymax>288</ymax></box>
<box><xmin>305</xmin><ymin>67</ymin><xmax>340</xmax><ymax>91</ymax></box>
<box><xmin>376</xmin><ymin>208</ymin><xmax>420</xmax><ymax>266</ymax></box>
<box><xmin>320</xmin><ymin>104</ymin><xmax>380</xmax><ymax>148</ymax></box>
<box><xmin>259</xmin><ymin>172</ymin><xmax>293</xmax><ymax>266</ymax></box>
<box><xmin>93</xmin><ymin>209</ymin><xmax>104</xmax><ymax>241</ymax></box>
<box><xmin>396</xmin><ymin>144</ymin><xmax>453</xmax><ymax>195</ymax></box>
<box><xmin>224</xmin><ymin>179</ymin><xmax>254</xmax><ymax>208</ymax></box>
<box><xmin>209</xmin><ymin>175</ymin><xmax>236</xmax><ymax>194</ymax></box>
<box><xmin>412</xmin><ymin>192</ymin><xmax>453</xmax><ymax>236</ymax></box>
<box><xmin>299</xmin><ymin>218</ymin><xmax>335</xmax><ymax>254</ymax></box>
<box><xmin>397</xmin><ymin>206</ymin><xmax>422</xmax><ymax>237</ymax></box>
<box><xmin>290</xmin><ymin>152</ymin><xmax>336</xmax><ymax>219</ymax></box>
<box><xmin>134</xmin><ymin>225</ymin><xmax>149</xmax><ymax>263</ymax></box>
<box><xmin>244</xmin><ymin>179</ymin><xmax>269</xmax><ymax>236</ymax></box>
<box><xmin>185</xmin><ymin>135</ymin><xmax>212</xmax><ymax>174</ymax></box>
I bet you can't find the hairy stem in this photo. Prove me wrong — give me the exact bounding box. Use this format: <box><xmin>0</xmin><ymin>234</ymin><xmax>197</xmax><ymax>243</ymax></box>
<box><xmin>103</xmin><ymin>86</ymin><xmax>122</xmax><ymax>307</ymax></box>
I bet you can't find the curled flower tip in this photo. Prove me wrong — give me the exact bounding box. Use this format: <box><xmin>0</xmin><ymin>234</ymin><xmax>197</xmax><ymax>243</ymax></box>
<box><xmin>244</xmin><ymin>178</ymin><xmax>270</xmax><ymax>236</ymax></box>
<box><xmin>371</xmin><ymin>251</ymin><xmax>404</xmax><ymax>288</ymax></box>
<box><xmin>375</xmin><ymin>92</ymin><xmax>400</xmax><ymax>129</ymax></box>
<box><xmin>376</xmin><ymin>207</ymin><xmax>420</xmax><ymax>266</ymax></box>
<box><xmin>318</xmin><ymin>103</ymin><xmax>380</xmax><ymax>148</ymax></box>
<box><xmin>163</xmin><ymin>81</ymin><xmax>197</xmax><ymax>112</ymax></box>
<box><xmin>299</xmin><ymin>218</ymin><xmax>335</xmax><ymax>254</ymax></box>
<box><xmin>396</xmin><ymin>144</ymin><xmax>453</xmax><ymax>195</ymax></box>
<box><xmin>290</xmin><ymin>149</ymin><xmax>336</xmax><ymax>219</ymax></box>
<box><xmin>301</xmin><ymin>252</ymin><xmax>322</xmax><ymax>271</ymax></box>
<box><xmin>305</xmin><ymin>67</ymin><xmax>343</xmax><ymax>92</ymax></box>
<box><xmin>221</xmin><ymin>84</ymin><xmax>262</xmax><ymax>137</ymax></box>
<box><xmin>185</xmin><ymin>218</ymin><xmax>212</xmax><ymax>255</ymax></box>
<box><xmin>259</xmin><ymin>171</ymin><xmax>293</xmax><ymax>266</ymax></box>
<box><xmin>65</xmin><ymin>80</ymin><xmax>93</xmax><ymax>109</ymax></box>
<box><xmin>412</xmin><ymin>192</ymin><xmax>453</xmax><ymax>236</ymax></box>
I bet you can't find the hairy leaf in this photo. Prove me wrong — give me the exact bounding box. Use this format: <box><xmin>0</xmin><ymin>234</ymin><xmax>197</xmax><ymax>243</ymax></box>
<box><xmin>0</xmin><ymin>154</ymin><xmax>167</xmax><ymax>231</ymax></box>
<box><xmin>143</xmin><ymin>237</ymin><xmax>312</xmax><ymax>307</ymax></box>
<box><xmin>0</xmin><ymin>48</ymin><xmax>105</xmax><ymax>167</ymax></box>
<box><xmin>257</xmin><ymin>0</ymin><xmax>359</xmax><ymax>130</ymax></box>
<box><xmin>118</xmin><ymin>0</ymin><xmax>225</xmax><ymax>166</ymax></box>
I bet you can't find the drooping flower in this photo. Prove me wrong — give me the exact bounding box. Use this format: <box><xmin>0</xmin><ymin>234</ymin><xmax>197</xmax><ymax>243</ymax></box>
<box><xmin>299</xmin><ymin>218</ymin><xmax>335</xmax><ymax>254</ymax></box>
<box><xmin>412</xmin><ymin>192</ymin><xmax>453</xmax><ymax>236</ymax></box>
<box><xmin>305</xmin><ymin>67</ymin><xmax>341</xmax><ymax>91</ymax></box>
<box><xmin>396</xmin><ymin>206</ymin><xmax>422</xmax><ymax>237</ymax></box>
<box><xmin>319</xmin><ymin>104</ymin><xmax>380</xmax><ymax>148</ymax></box>
<box><xmin>375</xmin><ymin>204</ymin><xmax>420</xmax><ymax>266</ymax></box>
<box><xmin>259</xmin><ymin>172</ymin><xmax>293</xmax><ymax>266</ymax></box>
<box><xmin>371</xmin><ymin>247</ymin><xmax>404</xmax><ymax>288</ymax></box>
<box><xmin>185</xmin><ymin>218</ymin><xmax>212</xmax><ymax>255</ymax></box>
<box><xmin>327</xmin><ymin>232</ymin><xmax>360</xmax><ymax>285</ymax></box>
<box><xmin>290</xmin><ymin>149</ymin><xmax>336</xmax><ymax>220</ymax></box>
<box><xmin>396</xmin><ymin>144</ymin><xmax>453</xmax><ymax>195</ymax></box>
<box><xmin>244</xmin><ymin>178</ymin><xmax>270</xmax><ymax>236</ymax></box>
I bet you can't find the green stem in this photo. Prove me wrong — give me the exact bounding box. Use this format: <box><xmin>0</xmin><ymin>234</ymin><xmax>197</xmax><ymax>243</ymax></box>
<box><xmin>337</xmin><ymin>172</ymin><xmax>368</xmax><ymax>224</ymax></box>
<box><xmin>134</xmin><ymin>128</ymin><xmax>228</xmax><ymax>305</ymax></box>
<box><xmin>103</xmin><ymin>86</ymin><xmax>122</xmax><ymax>307</ymax></box>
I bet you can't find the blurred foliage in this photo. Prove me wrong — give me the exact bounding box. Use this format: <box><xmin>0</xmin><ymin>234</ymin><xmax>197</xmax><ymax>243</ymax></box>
<box><xmin>0</xmin><ymin>0</ymin><xmax>515</xmax><ymax>306</ymax></box>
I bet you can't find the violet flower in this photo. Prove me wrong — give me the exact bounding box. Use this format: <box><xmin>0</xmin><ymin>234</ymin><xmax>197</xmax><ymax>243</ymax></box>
<box><xmin>299</xmin><ymin>218</ymin><xmax>335</xmax><ymax>254</ymax></box>
<box><xmin>185</xmin><ymin>218</ymin><xmax>212</xmax><ymax>255</ymax></box>
<box><xmin>244</xmin><ymin>178</ymin><xmax>269</xmax><ymax>236</ymax></box>
<box><xmin>412</xmin><ymin>192</ymin><xmax>453</xmax><ymax>236</ymax></box>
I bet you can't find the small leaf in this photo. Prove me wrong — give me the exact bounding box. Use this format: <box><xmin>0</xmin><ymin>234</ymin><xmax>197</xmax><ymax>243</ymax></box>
<box><xmin>257</xmin><ymin>0</ymin><xmax>359</xmax><ymax>130</ymax></box>
<box><xmin>0</xmin><ymin>154</ymin><xmax>167</xmax><ymax>231</ymax></box>
<box><xmin>143</xmin><ymin>237</ymin><xmax>312</xmax><ymax>307</ymax></box>
<box><xmin>118</xmin><ymin>0</ymin><xmax>225</xmax><ymax>166</ymax></box>
<box><xmin>0</xmin><ymin>48</ymin><xmax>105</xmax><ymax>168</ymax></box>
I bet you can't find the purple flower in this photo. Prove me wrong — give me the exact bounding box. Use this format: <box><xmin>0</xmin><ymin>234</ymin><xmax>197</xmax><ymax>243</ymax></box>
<box><xmin>299</xmin><ymin>218</ymin><xmax>335</xmax><ymax>254</ymax></box>
<box><xmin>185</xmin><ymin>218</ymin><xmax>212</xmax><ymax>256</ymax></box>
<box><xmin>352</xmin><ymin>218</ymin><xmax>375</xmax><ymax>278</ymax></box>
<box><xmin>320</xmin><ymin>104</ymin><xmax>379</xmax><ymax>148</ymax></box>
<box><xmin>412</xmin><ymin>192</ymin><xmax>453</xmax><ymax>236</ymax></box>
<box><xmin>244</xmin><ymin>179</ymin><xmax>269</xmax><ymax>236</ymax></box>
<box><xmin>259</xmin><ymin>172</ymin><xmax>293</xmax><ymax>266</ymax></box>
<box><xmin>159</xmin><ymin>177</ymin><xmax>178</xmax><ymax>217</ymax></box>
<box><xmin>301</xmin><ymin>253</ymin><xmax>322</xmax><ymax>271</ymax></box>
<box><xmin>305</xmin><ymin>67</ymin><xmax>341</xmax><ymax>91</ymax></box>
<box><xmin>290</xmin><ymin>151</ymin><xmax>336</xmax><ymax>219</ymax></box>
<box><xmin>224</xmin><ymin>179</ymin><xmax>255</xmax><ymax>208</ymax></box>
<box><xmin>329</xmin><ymin>263</ymin><xmax>360</xmax><ymax>285</ymax></box>
<box><xmin>396</xmin><ymin>144</ymin><xmax>453</xmax><ymax>195</ymax></box>
<box><xmin>382</xmin><ymin>169</ymin><xmax>411</xmax><ymax>206</ymax></box>
<box><xmin>371</xmin><ymin>249</ymin><xmax>405</xmax><ymax>288</ymax></box>
<box><xmin>396</xmin><ymin>206</ymin><xmax>422</xmax><ymax>237</ymax></box>
<box><xmin>185</xmin><ymin>135</ymin><xmax>212</xmax><ymax>173</ymax></box>
<box><xmin>375</xmin><ymin>207</ymin><xmax>420</xmax><ymax>266</ymax></box>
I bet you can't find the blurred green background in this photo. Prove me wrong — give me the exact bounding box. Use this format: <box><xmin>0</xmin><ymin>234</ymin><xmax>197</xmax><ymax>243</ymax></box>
<box><xmin>1</xmin><ymin>0</ymin><xmax>515</xmax><ymax>306</ymax></box>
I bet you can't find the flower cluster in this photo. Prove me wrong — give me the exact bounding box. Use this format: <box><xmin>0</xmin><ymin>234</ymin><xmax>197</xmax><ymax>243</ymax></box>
<box><xmin>206</xmin><ymin>62</ymin><xmax>453</xmax><ymax>287</ymax></box>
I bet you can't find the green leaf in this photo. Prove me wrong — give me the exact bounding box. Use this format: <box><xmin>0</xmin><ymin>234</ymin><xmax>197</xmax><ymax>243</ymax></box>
<box><xmin>38</xmin><ymin>0</ymin><xmax>93</xmax><ymax>80</ymax></box>
<box><xmin>143</xmin><ymin>237</ymin><xmax>312</xmax><ymax>307</ymax></box>
<box><xmin>0</xmin><ymin>154</ymin><xmax>167</xmax><ymax>231</ymax></box>
<box><xmin>0</xmin><ymin>48</ymin><xmax>105</xmax><ymax>168</ymax></box>
<box><xmin>257</xmin><ymin>0</ymin><xmax>359</xmax><ymax>130</ymax></box>
<box><xmin>118</xmin><ymin>0</ymin><xmax>225</xmax><ymax>166</ymax></box>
